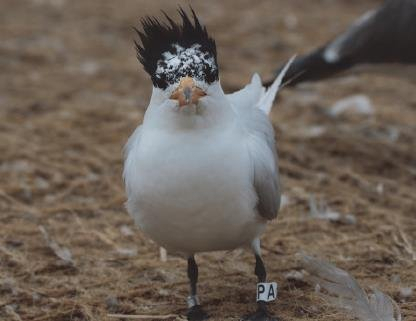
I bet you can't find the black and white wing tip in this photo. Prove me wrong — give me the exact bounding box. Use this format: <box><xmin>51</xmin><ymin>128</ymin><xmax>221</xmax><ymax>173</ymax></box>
<box><xmin>269</xmin><ymin>0</ymin><xmax>416</xmax><ymax>87</ymax></box>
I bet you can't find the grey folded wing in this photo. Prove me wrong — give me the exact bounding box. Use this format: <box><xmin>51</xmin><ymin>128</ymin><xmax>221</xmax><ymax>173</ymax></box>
<box><xmin>253</xmin><ymin>148</ymin><xmax>280</xmax><ymax>220</ymax></box>
<box><xmin>248</xmin><ymin>110</ymin><xmax>281</xmax><ymax>220</ymax></box>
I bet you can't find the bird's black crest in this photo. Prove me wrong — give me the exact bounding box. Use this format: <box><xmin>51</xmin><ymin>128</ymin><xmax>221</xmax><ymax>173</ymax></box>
<box><xmin>134</xmin><ymin>8</ymin><xmax>218</xmax><ymax>89</ymax></box>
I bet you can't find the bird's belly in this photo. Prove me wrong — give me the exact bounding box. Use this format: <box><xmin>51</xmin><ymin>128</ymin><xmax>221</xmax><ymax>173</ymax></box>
<box><xmin>135</xmin><ymin>195</ymin><xmax>265</xmax><ymax>255</ymax></box>
<box><xmin>125</xmin><ymin>130</ymin><xmax>264</xmax><ymax>255</ymax></box>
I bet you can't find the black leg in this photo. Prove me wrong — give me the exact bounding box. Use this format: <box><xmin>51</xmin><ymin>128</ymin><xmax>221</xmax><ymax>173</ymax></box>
<box><xmin>188</xmin><ymin>256</ymin><xmax>198</xmax><ymax>296</ymax></box>
<box><xmin>186</xmin><ymin>256</ymin><xmax>209</xmax><ymax>321</ymax></box>
<box><xmin>241</xmin><ymin>255</ymin><xmax>278</xmax><ymax>321</ymax></box>
<box><xmin>255</xmin><ymin>255</ymin><xmax>266</xmax><ymax>283</ymax></box>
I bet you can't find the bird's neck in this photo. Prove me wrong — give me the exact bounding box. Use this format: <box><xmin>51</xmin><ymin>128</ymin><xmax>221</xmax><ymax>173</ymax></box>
<box><xmin>145</xmin><ymin>83</ymin><xmax>236</xmax><ymax>133</ymax></box>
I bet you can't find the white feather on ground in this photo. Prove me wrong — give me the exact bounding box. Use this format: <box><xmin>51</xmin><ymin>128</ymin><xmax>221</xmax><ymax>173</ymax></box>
<box><xmin>299</xmin><ymin>254</ymin><xmax>401</xmax><ymax>321</ymax></box>
<box><xmin>308</xmin><ymin>195</ymin><xmax>357</xmax><ymax>225</ymax></box>
<box><xmin>39</xmin><ymin>225</ymin><xmax>74</xmax><ymax>266</ymax></box>
<box><xmin>329</xmin><ymin>95</ymin><xmax>374</xmax><ymax>117</ymax></box>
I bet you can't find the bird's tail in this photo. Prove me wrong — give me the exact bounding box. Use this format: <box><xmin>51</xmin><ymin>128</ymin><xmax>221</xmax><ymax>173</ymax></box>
<box><xmin>257</xmin><ymin>55</ymin><xmax>296</xmax><ymax>115</ymax></box>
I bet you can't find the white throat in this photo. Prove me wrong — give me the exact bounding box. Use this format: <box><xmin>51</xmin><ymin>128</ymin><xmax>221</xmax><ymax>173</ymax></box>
<box><xmin>144</xmin><ymin>81</ymin><xmax>236</xmax><ymax>133</ymax></box>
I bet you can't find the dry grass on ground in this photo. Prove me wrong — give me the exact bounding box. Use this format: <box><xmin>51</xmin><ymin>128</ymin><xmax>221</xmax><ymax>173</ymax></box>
<box><xmin>0</xmin><ymin>0</ymin><xmax>415</xmax><ymax>320</ymax></box>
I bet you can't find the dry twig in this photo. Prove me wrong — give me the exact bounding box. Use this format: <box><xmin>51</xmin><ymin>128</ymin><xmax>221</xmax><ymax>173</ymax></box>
<box><xmin>108</xmin><ymin>313</ymin><xmax>182</xmax><ymax>320</ymax></box>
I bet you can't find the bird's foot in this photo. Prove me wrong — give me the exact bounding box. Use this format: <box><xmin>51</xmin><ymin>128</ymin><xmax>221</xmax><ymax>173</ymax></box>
<box><xmin>187</xmin><ymin>305</ymin><xmax>209</xmax><ymax>321</ymax></box>
<box><xmin>241</xmin><ymin>303</ymin><xmax>278</xmax><ymax>321</ymax></box>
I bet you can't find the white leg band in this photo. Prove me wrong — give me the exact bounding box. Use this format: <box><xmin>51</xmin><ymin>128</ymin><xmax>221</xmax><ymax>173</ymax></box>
<box><xmin>257</xmin><ymin>282</ymin><xmax>278</xmax><ymax>302</ymax></box>
<box><xmin>187</xmin><ymin>295</ymin><xmax>200</xmax><ymax>308</ymax></box>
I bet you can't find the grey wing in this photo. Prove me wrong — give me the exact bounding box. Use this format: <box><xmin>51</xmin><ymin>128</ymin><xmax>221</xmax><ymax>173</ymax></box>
<box><xmin>253</xmin><ymin>143</ymin><xmax>280</xmax><ymax>220</ymax></box>
<box><xmin>229</xmin><ymin>72</ymin><xmax>284</xmax><ymax>220</ymax></box>
<box><xmin>247</xmin><ymin>110</ymin><xmax>281</xmax><ymax>220</ymax></box>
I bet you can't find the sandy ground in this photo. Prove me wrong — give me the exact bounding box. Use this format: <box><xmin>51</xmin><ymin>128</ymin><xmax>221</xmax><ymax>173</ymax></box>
<box><xmin>0</xmin><ymin>0</ymin><xmax>415</xmax><ymax>320</ymax></box>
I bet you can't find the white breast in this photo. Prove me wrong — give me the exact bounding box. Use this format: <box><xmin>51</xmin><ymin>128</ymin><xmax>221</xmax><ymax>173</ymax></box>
<box><xmin>124</xmin><ymin>125</ymin><xmax>266</xmax><ymax>256</ymax></box>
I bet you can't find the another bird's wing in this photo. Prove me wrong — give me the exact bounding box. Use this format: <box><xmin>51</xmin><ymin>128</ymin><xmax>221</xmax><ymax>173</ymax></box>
<box><xmin>324</xmin><ymin>0</ymin><xmax>416</xmax><ymax>65</ymax></box>
<box><xmin>227</xmin><ymin>58</ymin><xmax>294</xmax><ymax>220</ymax></box>
<box><xmin>271</xmin><ymin>0</ymin><xmax>416</xmax><ymax>86</ymax></box>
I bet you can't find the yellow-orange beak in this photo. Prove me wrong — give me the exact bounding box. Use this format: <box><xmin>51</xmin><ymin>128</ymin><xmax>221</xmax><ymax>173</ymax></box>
<box><xmin>170</xmin><ymin>77</ymin><xmax>206</xmax><ymax>107</ymax></box>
